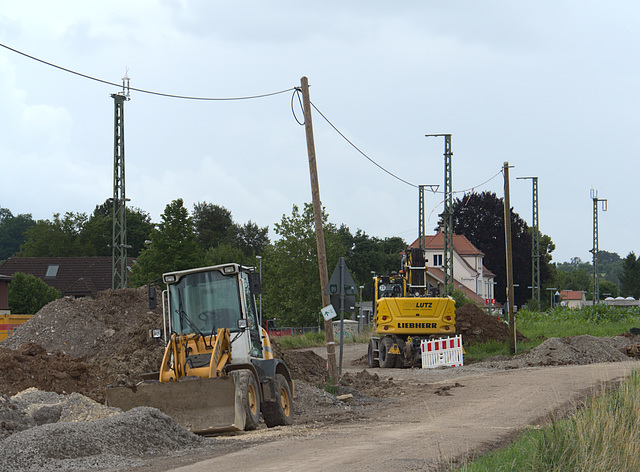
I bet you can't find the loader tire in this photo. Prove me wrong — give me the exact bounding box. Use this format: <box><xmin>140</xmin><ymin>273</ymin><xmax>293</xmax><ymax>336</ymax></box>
<box><xmin>237</xmin><ymin>371</ymin><xmax>261</xmax><ymax>431</ymax></box>
<box><xmin>379</xmin><ymin>337</ymin><xmax>398</xmax><ymax>369</ymax></box>
<box><xmin>262</xmin><ymin>374</ymin><xmax>293</xmax><ymax>428</ymax></box>
<box><xmin>368</xmin><ymin>339</ymin><xmax>379</xmax><ymax>368</ymax></box>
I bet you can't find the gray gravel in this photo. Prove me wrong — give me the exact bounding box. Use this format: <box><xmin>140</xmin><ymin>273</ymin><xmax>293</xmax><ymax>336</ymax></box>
<box><xmin>0</xmin><ymin>390</ymin><xmax>206</xmax><ymax>472</ymax></box>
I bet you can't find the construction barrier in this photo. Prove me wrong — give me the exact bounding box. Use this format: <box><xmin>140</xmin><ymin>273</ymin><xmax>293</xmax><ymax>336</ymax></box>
<box><xmin>421</xmin><ymin>335</ymin><xmax>464</xmax><ymax>369</ymax></box>
<box><xmin>0</xmin><ymin>314</ymin><xmax>33</xmax><ymax>341</ymax></box>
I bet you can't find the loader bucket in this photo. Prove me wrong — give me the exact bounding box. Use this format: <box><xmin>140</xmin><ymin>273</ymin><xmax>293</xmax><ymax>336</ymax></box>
<box><xmin>105</xmin><ymin>376</ymin><xmax>245</xmax><ymax>434</ymax></box>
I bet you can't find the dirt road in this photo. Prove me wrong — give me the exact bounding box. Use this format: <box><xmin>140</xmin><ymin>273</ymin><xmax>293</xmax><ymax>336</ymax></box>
<box><xmin>136</xmin><ymin>344</ymin><xmax>638</xmax><ymax>472</ymax></box>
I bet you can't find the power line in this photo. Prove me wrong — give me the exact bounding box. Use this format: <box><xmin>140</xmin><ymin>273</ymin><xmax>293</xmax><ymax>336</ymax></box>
<box><xmin>0</xmin><ymin>42</ymin><xmax>295</xmax><ymax>101</ymax></box>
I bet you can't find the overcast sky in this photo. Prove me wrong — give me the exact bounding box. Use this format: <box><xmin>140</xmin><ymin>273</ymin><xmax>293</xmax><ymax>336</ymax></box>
<box><xmin>1</xmin><ymin>1</ymin><xmax>638</xmax><ymax>265</ymax></box>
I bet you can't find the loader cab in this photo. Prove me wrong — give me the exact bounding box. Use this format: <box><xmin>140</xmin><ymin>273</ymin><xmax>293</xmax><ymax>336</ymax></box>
<box><xmin>163</xmin><ymin>264</ymin><xmax>263</xmax><ymax>361</ymax></box>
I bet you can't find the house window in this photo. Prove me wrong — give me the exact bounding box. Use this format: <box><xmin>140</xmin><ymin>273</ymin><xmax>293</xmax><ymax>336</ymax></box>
<box><xmin>433</xmin><ymin>254</ymin><xmax>443</xmax><ymax>266</ymax></box>
<box><xmin>45</xmin><ymin>264</ymin><xmax>59</xmax><ymax>278</ymax></box>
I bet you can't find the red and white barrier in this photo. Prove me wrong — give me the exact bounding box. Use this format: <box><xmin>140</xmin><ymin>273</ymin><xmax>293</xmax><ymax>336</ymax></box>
<box><xmin>421</xmin><ymin>335</ymin><xmax>463</xmax><ymax>369</ymax></box>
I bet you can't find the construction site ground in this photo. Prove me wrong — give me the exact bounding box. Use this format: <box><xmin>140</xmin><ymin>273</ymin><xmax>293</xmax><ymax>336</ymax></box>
<box><xmin>0</xmin><ymin>288</ymin><xmax>638</xmax><ymax>471</ymax></box>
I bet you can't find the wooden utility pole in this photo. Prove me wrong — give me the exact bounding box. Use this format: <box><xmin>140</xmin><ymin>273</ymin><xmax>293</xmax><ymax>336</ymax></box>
<box><xmin>503</xmin><ymin>162</ymin><xmax>516</xmax><ymax>354</ymax></box>
<box><xmin>300</xmin><ymin>76</ymin><xmax>339</xmax><ymax>380</ymax></box>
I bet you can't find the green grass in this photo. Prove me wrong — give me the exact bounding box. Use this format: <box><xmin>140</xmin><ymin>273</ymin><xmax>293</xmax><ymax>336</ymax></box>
<box><xmin>455</xmin><ymin>372</ymin><xmax>640</xmax><ymax>472</ymax></box>
<box><xmin>455</xmin><ymin>305</ymin><xmax>640</xmax><ymax>471</ymax></box>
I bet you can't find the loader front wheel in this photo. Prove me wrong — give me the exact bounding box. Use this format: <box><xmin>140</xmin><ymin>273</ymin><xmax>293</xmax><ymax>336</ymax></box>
<box><xmin>262</xmin><ymin>374</ymin><xmax>293</xmax><ymax>427</ymax></box>
<box><xmin>237</xmin><ymin>371</ymin><xmax>260</xmax><ymax>431</ymax></box>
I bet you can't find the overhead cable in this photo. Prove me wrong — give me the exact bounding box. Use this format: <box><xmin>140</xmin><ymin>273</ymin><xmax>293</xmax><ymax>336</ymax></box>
<box><xmin>0</xmin><ymin>42</ymin><xmax>295</xmax><ymax>101</ymax></box>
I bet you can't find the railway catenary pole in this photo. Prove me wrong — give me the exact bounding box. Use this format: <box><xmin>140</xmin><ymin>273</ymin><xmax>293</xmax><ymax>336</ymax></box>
<box><xmin>517</xmin><ymin>176</ymin><xmax>540</xmax><ymax>306</ymax></box>
<box><xmin>300</xmin><ymin>76</ymin><xmax>339</xmax><ymax>380</ymax></box>
<box><xmin>425</xmin><ymin>134</ymin><xmax>453</xmax><ymax>296</ymax></box>
<box><xmin>590</xmin><ymin>190</ymin><xmax>607</xmax><ymax>304</ymax></box>
<box><xmin>111</xmin><ymin>76</ymin><xmax>132</xmax><ymax>289</ymax></box>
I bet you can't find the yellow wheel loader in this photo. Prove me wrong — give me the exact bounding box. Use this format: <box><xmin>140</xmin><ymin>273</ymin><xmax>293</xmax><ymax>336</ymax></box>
<box><xmin>368</xmin><ymin>248</ymin><xmax>456</xmax><ymax>368</ymax></box>
<box><xmin>105</xmin><ymin>263</ymin><xmax>293</xmax><ymax>434</ymax></box>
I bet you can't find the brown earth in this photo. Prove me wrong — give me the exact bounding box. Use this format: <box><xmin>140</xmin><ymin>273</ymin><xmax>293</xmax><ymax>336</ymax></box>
<box><xmin>0</xmin><ymin>292</ymin><xmax>639</xmax><ymax>471</ymax></box>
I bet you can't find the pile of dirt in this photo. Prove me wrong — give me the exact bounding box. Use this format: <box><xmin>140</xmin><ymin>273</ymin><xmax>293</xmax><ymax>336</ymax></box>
<box><xmin>1</xmin><ymin>287</ymin><xmax>166</xmax><ymax>393</ymax></box>
<box><xmin>0</xmin><ymin>343</ymin><xmax>111</xmax><ymax>403</ymax></box>
<box><xmin>272</xmin><ymin>341</ymin><xmax>329</xmax><ymax>385</ymax></box>
<box><xmin>455</xmin><ymin>303</ymin><xmax>528</xmax><ymax>346</ymax></box>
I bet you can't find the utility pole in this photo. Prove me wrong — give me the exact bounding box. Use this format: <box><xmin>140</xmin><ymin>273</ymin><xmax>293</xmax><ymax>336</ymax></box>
<box><xmin>517</xmin><ymin>176</ymin><xmax>540</xmax><ymax>306</ymax></box>
<box><xmin>503</xmin><ymin>162</ymin><xmax>516</xmax><ymax>354</ymax></box>
<box><xmin>300</xmin><ymin>76</ymin><xmax>338</xmax><ymax>380</ymax></box>
<box><xmin>426</xmin><ymin>134</ymin><xmax>453</xmax><ymax>295</ymax></box>
<box><xmin>111</xmin><ymin>76</ymin><xmax>131</xmax><ymax>289</ymax></box>
<box><xmin>590</xmin><ymin>190</ymin><xmax>607</xmax><ymax>304</ymax></box>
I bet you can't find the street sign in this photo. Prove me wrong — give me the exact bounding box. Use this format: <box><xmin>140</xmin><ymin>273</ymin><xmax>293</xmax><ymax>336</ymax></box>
<box><xmin>321</xmin><ymin>304</ymin><xmax>337</xmax><ymax>321</ymax></box>
<box><xmin>325</xmin><ymin>259</ymin><xmax>358</xmax><ymax>295</ymax></box>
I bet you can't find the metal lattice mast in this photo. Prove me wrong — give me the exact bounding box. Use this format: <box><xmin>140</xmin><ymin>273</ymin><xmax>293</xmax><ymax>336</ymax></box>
<box><xmin>111</xmin><ymin>77</ymin><xmax>131</xmax><ymax>289</ymax></box>
<box><xmin>418</xmin><ymin>185</ymin><xmax>425</xmax><ymax>251</ymax></box>
<box><xmin>590</xmin><ymin>190</ymin><xmax>607</xmax><ymax>304</ymax></box>
<box><xmin>426</xmin><ymin>134</ymin><xmax>453</xmax><ymax>295</ymax></box>
<box><xmin>518</xmin><ymin>176</ymin><xmax>541</xmax><ymax>305</ymax></box>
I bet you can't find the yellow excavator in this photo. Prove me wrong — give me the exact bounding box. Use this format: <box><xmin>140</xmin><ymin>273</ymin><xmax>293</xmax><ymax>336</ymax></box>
<box><xmin>105</xmin><ymin>263</ymin><xmax>293</xmax><ymax>434</ymax></box>
<box><xmin>368</xmin><ymin>248</ymin><xmax>456</xmax><ymax>368</ymax></box>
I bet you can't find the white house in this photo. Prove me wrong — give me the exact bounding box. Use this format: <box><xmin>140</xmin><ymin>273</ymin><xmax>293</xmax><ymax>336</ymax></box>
<box><xmin>409</xmin><ymin>232</ymin><xmax>497</xmax><ymax>306</ymax></box>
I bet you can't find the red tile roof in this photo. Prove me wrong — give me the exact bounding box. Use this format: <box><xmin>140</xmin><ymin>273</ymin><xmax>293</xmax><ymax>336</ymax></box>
<box><xmin>410</xmin><ymin>233</ymin><xmax>484</xmax><ymax>256</ymax></box>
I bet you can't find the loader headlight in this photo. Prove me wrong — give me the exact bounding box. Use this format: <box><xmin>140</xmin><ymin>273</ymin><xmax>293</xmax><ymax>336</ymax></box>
<box><xmin>237</xmin><ymin>319</ymin><xmax>248</xmax><ymax>329</ymax></box>
<box><xmin>148</xmin><ymin>328</ymin><xmax>162</xmax><ymax>339</ymax></box>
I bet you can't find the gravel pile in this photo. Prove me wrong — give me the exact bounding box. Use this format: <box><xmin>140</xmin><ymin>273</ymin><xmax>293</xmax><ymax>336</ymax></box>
<box><xmin>0</xmin><ymin>406</ymin><xmax>205</xmax><ymax>472</ymax></box>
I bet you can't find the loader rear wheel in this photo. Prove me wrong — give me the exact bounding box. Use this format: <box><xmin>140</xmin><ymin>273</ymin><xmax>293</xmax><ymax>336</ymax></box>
<box><xmin>379</xmin><ymin>337</ymin><xmax>398</xmax><ymax>369</ymax></box>
<box><xmin>262</xmin><ymin>374</ymin><xmax>293</xmax><ymax>427</ymax></box>
<box><xmin>237</xmin><ymin>371</ymin><xmax>260</xmax><ymax>431</ymax></box>
<box><xmin>368</xmin><ymin>339</ymin><xmax>379</xmax><ymax>368</ymax></box>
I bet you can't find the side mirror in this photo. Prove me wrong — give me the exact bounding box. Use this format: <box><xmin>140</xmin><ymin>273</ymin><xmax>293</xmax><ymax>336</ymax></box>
<box><xmin>248</xmin><ymin>272</ymin><xmax>261</xmax><ymax>295</ymax></box>
<box><xmin>148</xmin><ymin>286</ymin><xmax>157</xmax><ymax>310</ymax></box>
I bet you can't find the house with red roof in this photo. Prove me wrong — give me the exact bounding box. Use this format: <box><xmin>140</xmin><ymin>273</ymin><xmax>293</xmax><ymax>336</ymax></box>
<box><xmin>559</xmin><ymin>290</ymin><xmax>586</xmax><ymax>309</ymax></box>
<box><xmin>409</xmin><ymin>232</ymin><xmax>497</xmax><ymax>307</ymax></box>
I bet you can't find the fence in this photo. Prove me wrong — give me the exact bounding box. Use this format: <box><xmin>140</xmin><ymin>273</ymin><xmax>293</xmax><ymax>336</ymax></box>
<box><xmin>421</xmin><ymin>335</ymin><xmax>464</xmax><ymax>369</ymax></box>
<box><xmin>266</xmin><ymin>326</ymin><xmax>321</xmax><ymax>338</ymax></box>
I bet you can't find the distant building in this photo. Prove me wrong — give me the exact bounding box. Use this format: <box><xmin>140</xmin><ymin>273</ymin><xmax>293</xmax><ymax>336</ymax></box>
<box><xmin>559</xmin><ymin>290</ymin><xmax>587</xmax><ymax>309</ymax></box>
<box><xmin>0</xmin><ymin>275</ymin><xmax>12</xmax><ymax>314</ymax></box>
<box><xmin>602</xmin><ymin>296</ymin><xmax>639</xmax><ymax>307</ymax></box>
<box><xmin>409</xmin><ymin>233</ymin><xmax>497</xmax><ymax>307</ymax></box>
<box><xmin>0</xmin><ymin>257</ymin><xmax>134</xmax><ymax>299</ymax></box>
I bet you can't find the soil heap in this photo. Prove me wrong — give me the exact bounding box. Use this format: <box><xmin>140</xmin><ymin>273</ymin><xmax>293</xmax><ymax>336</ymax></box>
<box><xmin>455</xmin><ymin>303</ymin><xmax>528</xmax><ymax>346</ymax></box>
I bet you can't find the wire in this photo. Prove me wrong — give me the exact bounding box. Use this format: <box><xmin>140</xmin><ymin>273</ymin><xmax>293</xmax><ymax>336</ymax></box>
<box><xmin>309</xmin><ymin>99</ymin><xmax>419</xmax><ymax>188</ymax></box>
<box><xmin>0</xmin><ymin>42</ymin><xmax>295</xmax><ymax>101</ymax></box>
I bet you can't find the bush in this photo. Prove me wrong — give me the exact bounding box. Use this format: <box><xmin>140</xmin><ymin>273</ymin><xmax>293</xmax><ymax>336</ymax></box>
<box><xmin>8</xmin><ymin>272</ymin><xmax>61</xmax><ymax>314</ymax></box>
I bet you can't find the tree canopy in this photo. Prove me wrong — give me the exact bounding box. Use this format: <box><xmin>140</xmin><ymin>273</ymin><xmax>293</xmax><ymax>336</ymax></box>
<box><xmin>9</xmin><ymin>272</ymin><xmax>61</xmax><ymax>314</ymax></box>
<box><xmin>439</xmin><ymin>191</ymin><xmax>555</xmax><ymax>307</ymax></box>
<box><xmin>0</xmin><ymin>209</ymin><xmax>35</xmax><ymax>260</ymax></box>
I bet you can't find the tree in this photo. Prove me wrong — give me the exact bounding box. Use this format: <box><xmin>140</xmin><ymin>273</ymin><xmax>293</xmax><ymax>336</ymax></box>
<box><xmin>263</xmin><ymin>203</ymin><xmax>345</xmax><ymax>327</ymax></box>
<box><xmin>233</xmin><ymin>220</ymin><xmax>270</xmax><ymax>256</ymax></box>
<box><xmin>129</xmin><ymin>199</ymin><xmax>204</xmax><ymax>286</ymax></box>
<box><xmin>8</xmin><ymin>272</ymin><xmax>61</xmax><ymax>314</ymax></box>
<box><xmin>18</xmin><ymin>212</ymin><xmax>87</xmax><ymax>257</ymax></box>
<box><xmin>337</xmin><ymin>227</ymin><xmax>406</xmax><ymax>300</ymax></box>
<box><xmin>0</xmin><ymin>209</ymin><xmax>35</xmax><ymax>260</ymax></box>
<box><xmin>439</xmin><ymin>191</ymin><xmax>555</xmax><ymax>307</ymax></box>
<box><xmin>80</xmin><ymin>201</ymin><xmax>155</xmax><ymax>257</ymax></box>
<box><xmin>619</xmin><ymin>252</ymin><xmax>640</xmax><ymax>299</ymax></box>
<box><xmin>193</xmin><ymin>202</ymin><xmax>235</xmax><ymax>250</ymax></box>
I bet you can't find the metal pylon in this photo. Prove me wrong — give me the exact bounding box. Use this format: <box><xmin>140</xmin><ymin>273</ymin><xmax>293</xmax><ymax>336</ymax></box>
<box><xmin>111</xmin><ymin>78</ymin><xmax>131</xmax><ymax>289</ymax></box>
<box><xmin>518</xmin><ymin>176</ymin><xmax>541</xmax><ymax>305</ymax></box>
<box><xmin>418</xmin><ymin>185</ymin><xmax>425</xmax><ymax>251</ymax></box>
<box><xmin>590</xmin><ymin>190</ymin><xmax>607</xmax><ymax>304</ymax></box>
<box><xmin>426</xmin><ymin>133</ymin><xmax>453</xmax><ymax>295</ymax></box>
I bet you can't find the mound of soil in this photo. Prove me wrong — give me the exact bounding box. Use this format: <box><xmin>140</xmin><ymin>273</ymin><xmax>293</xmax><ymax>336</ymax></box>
<box><xmin>455</xmin><ymin>303</ymin><xmax>528</xmax><ymax>346</ymax></box>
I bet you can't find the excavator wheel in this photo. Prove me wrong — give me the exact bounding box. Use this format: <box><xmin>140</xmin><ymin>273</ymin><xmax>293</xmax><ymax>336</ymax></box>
<box><xmin>368</xmin><ymin>339</ymin><xmax>379</xmax><ymax>368</ymax></box>
<box><xmin>235</xmin><ymin>370</ymin><xmax>261</xmax><ymax>430</ymax></box>
<box><xmin>262</xmin><ymin>374</ymin><xmax>293</xmax><ymax>427</ymax></box>
<box><xmin>379</xmin><ymin>337</ymin><xmax>398</xmax><ymax>368</ymax></box>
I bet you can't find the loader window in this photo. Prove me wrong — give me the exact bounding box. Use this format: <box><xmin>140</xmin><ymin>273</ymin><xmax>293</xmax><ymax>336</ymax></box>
<box><xmin>168</xmin><ymin>270</ymin><xmax>242</xmax><ymax>335</ymax></box>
